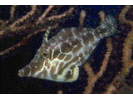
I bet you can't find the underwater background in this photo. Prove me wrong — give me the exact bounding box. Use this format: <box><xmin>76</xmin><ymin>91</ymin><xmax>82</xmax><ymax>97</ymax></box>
<box><xmin>0</xmin><ymin>5</ymin><xmax>133</xmax><ymax>94</ymax></box>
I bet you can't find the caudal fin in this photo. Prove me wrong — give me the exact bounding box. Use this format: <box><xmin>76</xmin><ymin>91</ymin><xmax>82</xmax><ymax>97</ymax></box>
<box><xmin>96</xmin><ymin>15</ymin><xmax>117</xmax><ymax>38</ymax></box>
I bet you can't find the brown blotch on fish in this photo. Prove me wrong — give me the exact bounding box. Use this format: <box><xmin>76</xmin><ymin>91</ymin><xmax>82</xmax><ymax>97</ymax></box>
<box><xmin>45</xmin><ymin>60</ymin><xmax>51</xmax><ymax>69</ymax></box>
<box><xmin>72</xmin><ymin>41</ymin><xmax>83</xmax><ymax>53</ymax></box>
<box><xmin>53</xmin><ymin>47</ymin><xmax>60</xmax><ymax>58</ymax></box>
<box><xmin>64</xmin><ymin>54</ymin><xmax>72</xmax><ymax>61</ymax></box>
<box><xmin>71</xmin><ymin>39</ymin><xmax>79</xmax><ymax>46</ymax></box>
<box><xmin>58</xmin><ymin>62</ymin><xmax>65</xmax><ymax>75</ymax></box>
<box><xmin>60</xmin><ymin>29</ymin><xmax>72</xmax><ymax>40</ymax></box>
<box><xmin>61</xmin><ymin>42</ymin><xmax>73</xmax><ymax>53</ymax></box>
<box><xmin>82</xmin><ymin>35</ymin><xmax>90</xmax><ymax>44</ymax></box>
<box><xmin>51</xmin><ymin>62</ymin><xmax>59</xmax><ymax>79</ymax></box>
<box><xmin>64</xmin><ymin>28</ymin><xmax>74</xmax><ymax>37</ymax></box>
<box><xmin>58</xmin><ymin>53</ymin><xmax>66</xmax><ymax>60</ymax></box>
<box><xmin>31</xmin><ymin>61</ymin><xmax>43</xmax><ymax>75</ymax></box>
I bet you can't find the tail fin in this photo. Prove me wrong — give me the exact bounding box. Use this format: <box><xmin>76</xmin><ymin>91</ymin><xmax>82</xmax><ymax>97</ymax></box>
<box><xmin>96</xmin><ymin>15</ymin><xmax>117</xmax><ymax>38</ymax></box>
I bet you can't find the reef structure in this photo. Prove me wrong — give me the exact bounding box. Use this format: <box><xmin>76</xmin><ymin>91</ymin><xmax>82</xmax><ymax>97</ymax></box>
<box><xmin>0</xmin><ymin>5</ymin><xmax>74</xmax><ymax>56</ymax></box>
<box><xmin>0</xmin><ymin>5</ymin><xmax>133</xmax><ymax>94</ymax></box>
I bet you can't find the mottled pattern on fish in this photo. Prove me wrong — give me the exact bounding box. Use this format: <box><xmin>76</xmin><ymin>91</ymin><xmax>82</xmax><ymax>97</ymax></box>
<box><xmin>18</xmin><ymin>15</ymin><xmax>117</xmax><ymax>82</ymax></box>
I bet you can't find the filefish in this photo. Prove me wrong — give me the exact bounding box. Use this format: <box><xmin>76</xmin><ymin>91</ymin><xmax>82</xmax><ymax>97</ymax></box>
<box><xmin>18</xmin><ymin>15</ymin><xmax>117</xmax><ymax>82</ymax></box>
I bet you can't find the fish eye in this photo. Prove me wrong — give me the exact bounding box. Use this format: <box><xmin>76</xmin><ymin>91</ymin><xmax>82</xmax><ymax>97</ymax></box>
<box><xmin>41</xmin><ymin>52</ymin><xmax>48</xmax><ymax>58</ymax></box>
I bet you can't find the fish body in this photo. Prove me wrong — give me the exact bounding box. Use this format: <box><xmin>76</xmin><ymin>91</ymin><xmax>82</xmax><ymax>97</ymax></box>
<box><xmin>18</xmin><ymin>15</ymin><xmax>116</xmax><ymax>82</ymax></box>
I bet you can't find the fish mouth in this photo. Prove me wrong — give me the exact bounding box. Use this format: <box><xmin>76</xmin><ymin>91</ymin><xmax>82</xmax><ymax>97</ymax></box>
<box><xmin>18</xmin><ymin>64</ymin><xmax>32</xmax><ymax>77</ymax></box>
<box><xmin>18</xmin><ymin>69</ymin><xmax>24</xmax><ymax>77</ymax></box>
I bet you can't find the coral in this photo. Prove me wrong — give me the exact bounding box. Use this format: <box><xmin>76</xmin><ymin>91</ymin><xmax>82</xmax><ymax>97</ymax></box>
<box><xmin>0</xmin><ymin>5</ymin><xmax>133</xmax><ymax>94</ymax></box>
<box><xmin>83</xmin><ymin>5</ymin><xmax>133</xmax><ymax>94</ymax></box>
<box><xmin>0</xmin><ymin>5</ymin><xmax>74</xmax><ymax>56</ymax></box>
<box><xmin>83</xmin><ymin>38</ymin><xmax>113</xmax><ymax>94</ymax></box>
